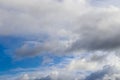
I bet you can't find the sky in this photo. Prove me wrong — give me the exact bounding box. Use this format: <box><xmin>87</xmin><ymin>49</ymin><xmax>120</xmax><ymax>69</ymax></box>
<box><xmin>1</xmin><ymin>0</ymin><xmax>120</xmax><ymax>80</ymax></box>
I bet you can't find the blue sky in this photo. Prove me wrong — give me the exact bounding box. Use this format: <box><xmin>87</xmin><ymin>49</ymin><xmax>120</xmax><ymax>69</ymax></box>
<box><xmin>0</xmin><ymin>36</ymin><xmax>40</xmax><ymax>72</ymax></box>
<box><xmin>0</xmin><ymin>36</ymin><xmax>68</xmax><ymax>74</ymax></box>
<box><xmin>1</xmin><ymin>0</ymin><xmax>120</xmax><ymax>80</ymax></box>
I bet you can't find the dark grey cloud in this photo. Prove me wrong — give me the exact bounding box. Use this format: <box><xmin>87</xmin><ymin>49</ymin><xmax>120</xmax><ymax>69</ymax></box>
<box><xmin>70</xmin><ymin>35</ymin><xmax>120</xmax><ymax>51</ymax></box>
<box><xmin>69</xmin><ymin>33</ymin><xmax>120</xmax><ymax>51</ymax></box>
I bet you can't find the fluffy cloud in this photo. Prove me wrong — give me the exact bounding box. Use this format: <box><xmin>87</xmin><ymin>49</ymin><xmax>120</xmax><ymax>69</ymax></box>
<box><xmin>0</xmin><ymin>0</ymin><xmax>89</xmax><ymax>36</ymax></box>
<box><xmin>1</xmin><ymin>0</ymin><xmax>119</xmax><ymax>58</ymax></box>
<box><xmin>1</xmin><ymin>0</ymin><xmax>120</xmax><ymax>80</ymax></box>
<box><xmin>2</xmin><ymin>52</ymin><xmax>120</xmax><ymax>80</ymax></box>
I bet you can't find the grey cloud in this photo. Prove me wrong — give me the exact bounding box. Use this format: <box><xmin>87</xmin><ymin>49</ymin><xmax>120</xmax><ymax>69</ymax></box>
<box><xmin>14</xmin><ymin>39</ymin><xmax>69</xmax><ymax>59</ymax></box>
<box><xmin>34</xmin><ymin>76</ymin><xmax>52</xmax><ymax>80</ymax></box>
<box><xmin>67</xmin><ymin>9</ymin><xmax>120</xmax><ymax>52</ymax></box>
<box><xmin>1</xmin><ymin>0</ymin><xmax>120</xmax><ymax>60</ymax></box>
<box><xmin>1</xmin><ymin>0</ymin><xmax>120</xmax><ymax>55</ymax></box>
<box><xmin>84</xmin><ymin>65</ymin><xmax>120</xmax><ymax>80</ymax></box>
<box><xmin>69</xmin><ymin>33</ymin><xmax>120</xmax><ymax>51</ymax></box>
<box><xmin>85</xmin><ymin>66</ymin><xmax>115</xmax><ymax>80</ymax></box>
<box><xmin>1</xmin><ymin>1</ymin><xmax>120</xmax><ymax>80</ymax></box>
<box><xmin>14</xmin><ymin>41</ymin><xmax>48</xmax><ymax>59</ymax></box>
<box><xmin>89</xmin><ymin>54</ymin><xmax>107</xmax><ymax>63</ymax></box>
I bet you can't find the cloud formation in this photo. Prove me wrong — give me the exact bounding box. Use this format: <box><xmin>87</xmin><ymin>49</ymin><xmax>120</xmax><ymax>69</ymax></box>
<box><xmin>1</xmin><ymin>0</ymin><xmax>120</xmax><ymax>80</ymax></box>
<box><xmin>2</xmin><ymin>52</ymin><xmax>120</xmax><ymax>80</ymax></box>
<box><xmin>1</xmin><ymin>0</ymin><xmax>119</xmax><ymax>58</ymax></box>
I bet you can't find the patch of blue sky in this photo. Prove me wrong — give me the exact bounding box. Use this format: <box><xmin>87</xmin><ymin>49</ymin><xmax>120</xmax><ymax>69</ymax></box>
<box><xmin>90</xmin><ymin>0</ymin><xmax>120</xmax><ymax>7</ymax></box>
<box><xmin>0</xmin><ymin>56</ymin><xmax>42</xmax><ymax>74</ymax></box>
<box><xmin>0</xmin><ymin>35</ymin><xmax>70</xmax><ymax>75</ymax></box>
<box><xmin>0</xmin><ymin>36</ymin><xmax>48</xmax><ymax>72</ymax></box>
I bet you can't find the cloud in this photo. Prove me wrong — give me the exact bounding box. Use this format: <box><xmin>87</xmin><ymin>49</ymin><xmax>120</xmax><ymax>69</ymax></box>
<box><xmin>14</xmin><ymin>39</ymin><xmax>70</xmax><ymax>59</ymax></box>
<box><xmin>0</xmin><ymin>0</ymin><xmax>89</xmax><ymax>36</ymax></box>
<box><xmin>14</xmin><ymin>41</ymin><xmax>47</xmax><ymax>59</ymax></box>
<box><xmin>42</xmin><ymin>56</ymin><xmax>54</xmax><ymax>65</ymax></box>
<box><xmin>2</xmin><ymin>0</ymin><xmax>119</xmax><ymax>58</ymax></box>
<box><xmin>1</xmin><ymin>52</ymin><xmax>120</xmax><ymax>80</ymax></box>
<box><xmin>84</xmin><ymin>65</ymin><xmax>120</xmax><ymax>80</ymax></box>
<box><xmin>66</xmin><ymin>6</ymin><xmax>120</xmax><ymax>52</ymax></box>
<box><xmin>1</xmin><ymin>0</ymin><xmax>120</xmax><ymax>79</ymax></box>
<box><xmin>34</xmin><ymin>76</ymin><xmax>52</xmax><ymax>80</ymax></box>
<box><xmin>84</xmin><ymin>66</ymin><xmax>114</xmax><ymax>80</ymax></box>
<box><xmin>66</xmin><ymin>57</ymin><xmax>100</xmax><ymax>71</ymax></box>
<box><xmin>18</xmin><ymin>74</ymin><xmax>29</xmax><ymax>80</ymax></box>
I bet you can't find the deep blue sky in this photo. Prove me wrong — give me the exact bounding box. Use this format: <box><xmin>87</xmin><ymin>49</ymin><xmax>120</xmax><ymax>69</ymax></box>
<box><xmin>0</xmin><ymin>36</ymin><xmax>67</xmax><ymax>75</ymax></box>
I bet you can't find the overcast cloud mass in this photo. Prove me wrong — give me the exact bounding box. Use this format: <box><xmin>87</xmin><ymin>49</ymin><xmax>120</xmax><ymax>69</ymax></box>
<box><xmin>0</xmin><ymin>0</ymin><xmax>120</xmax><ymax>80</ymax></box>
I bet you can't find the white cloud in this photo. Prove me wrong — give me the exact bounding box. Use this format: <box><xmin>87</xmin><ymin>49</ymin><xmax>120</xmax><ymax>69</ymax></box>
<box><xmin>0</xmin><ymin>0</ymin><xmax>89</xmax><ymax>36</ymax></box>
<box><xmin>66</xmin><ymin>58</ymin><xmax>99</xmax><ymax>71</ymax></box>
<box><xmin>2</xmin><ymin>52</ymin><xmax>120</xmax><ymax>80</ymax></box>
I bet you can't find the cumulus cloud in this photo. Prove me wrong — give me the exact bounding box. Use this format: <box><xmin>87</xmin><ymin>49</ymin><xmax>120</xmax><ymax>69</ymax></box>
<box><xmin>1</xmin><ymin>0</ymin><xmax>120</xmax><ymax>80</ymax></box>
<box><xmin>2</xmin><ymin>52</ymin><xmax>120</xmax><ymax>80</ymax></box>
<box><xmin>1</xmin><ymin>0</ymin><xmax>119</xmax><ymax>58</ymax></box>
<box><xmin>0</xmin><ymin>55</ymin><xmax>118</xmax><ymax>80</ymax></box>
